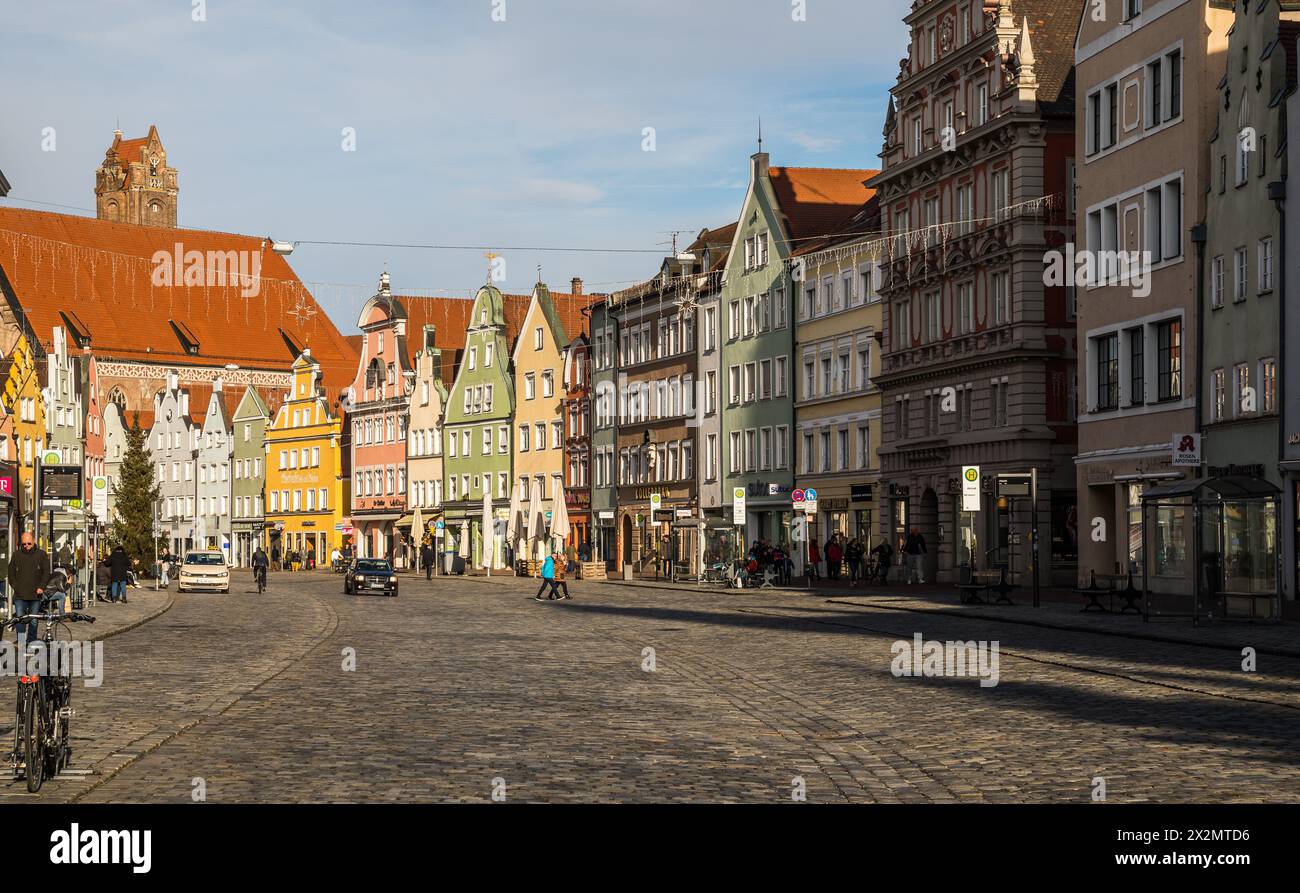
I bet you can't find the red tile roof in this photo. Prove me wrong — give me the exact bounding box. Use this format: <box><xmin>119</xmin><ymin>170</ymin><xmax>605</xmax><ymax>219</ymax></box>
<box><xmin>399</xmin><ymin>288</ymin><xmax>596</xmax><ymax>381</ymax></box>
<box><xmin>0</xmin><ymin>207</ymin><xmax>359</xmax><ymax>401</ymax></box>
<box><xmin>768</xmin><ymin>167</ymin><xmax>880</xmax><ymax>245</ymax></box>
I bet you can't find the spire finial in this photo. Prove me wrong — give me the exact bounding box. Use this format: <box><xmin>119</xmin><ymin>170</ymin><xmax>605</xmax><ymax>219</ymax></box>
<box><xmin>757</xmin><ymin>116</ymin><xmax>763</xmax><ymax>153</ymax></box>
<box><xmin>484</xmin><ymin>251</ymin><xmax>498</xmax><ymax>286</ymax></box>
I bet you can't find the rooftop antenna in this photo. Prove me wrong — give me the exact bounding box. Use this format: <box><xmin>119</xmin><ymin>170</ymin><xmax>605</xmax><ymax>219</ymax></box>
<box><xmin>660</xmin><ymin>230</ymin><xmax>690</xmax><ymax>255</ymax></box>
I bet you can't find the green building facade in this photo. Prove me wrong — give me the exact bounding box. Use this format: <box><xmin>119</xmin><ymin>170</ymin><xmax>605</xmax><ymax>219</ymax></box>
<box><xmin>441</xmin><ymin>284</ymin><xmax>515</xmax><ymax>570</ymax></box>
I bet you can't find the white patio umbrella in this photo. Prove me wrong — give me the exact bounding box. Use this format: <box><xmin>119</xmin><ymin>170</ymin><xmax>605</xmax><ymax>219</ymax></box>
<box><xmin>550</xmin><ymin>479</ymin><xmax>571</xmax><ymax>555</ymax></box>
<box><xmin>458</xmin><ymin>519</ymin><xmax>471</xmax><ymax>562</ymax></box>
<box><xmin>411</xmin><ymin>504</ymin><xmax>423</xmax><ymax>571</ymax></box>
<box><xmin>526</xmin><ymin>484</ymin><xmax>545</xmax><ymax>566</ymax></box>
<box><xmin>481</xmin><ymin>489</ymin><xmax>495</xmax><ymax>575</ymax></box>
<box><xmin>505</xmin><ymin>480</ymin><xmax>523</xmax><ymax>571</ymax></box>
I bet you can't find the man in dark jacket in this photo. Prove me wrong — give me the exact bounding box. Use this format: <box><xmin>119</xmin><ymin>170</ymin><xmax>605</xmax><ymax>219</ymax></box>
<box><xmin>108</xmin><ymin>544</ymin><xmax>131</xmax><ymax>603</ymax></box>
<box><xmin>7</xmin><ymin>532</ymin><xmax>50</xmax><ymax>647</ymax></box>
<box><xmin>420</xmin><ymin>541</ymin><xmax>434</xmax><ymax>580</ymax></box>
<box><xmin>903</xmin><ymin>527</ymin><xmax>928</xmax><ymax>584</ymax></box>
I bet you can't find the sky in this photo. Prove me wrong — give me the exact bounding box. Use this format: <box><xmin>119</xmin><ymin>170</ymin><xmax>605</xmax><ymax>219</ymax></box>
<box><xmin>0</xmin><ymin>0</ymin><xmax>909</xmax><ymax>331</ymax></box>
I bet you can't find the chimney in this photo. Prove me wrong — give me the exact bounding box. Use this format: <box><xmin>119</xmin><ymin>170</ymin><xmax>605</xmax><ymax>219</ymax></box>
<box><xmin>751</xmin><ymin>151</ymin><xmax>769</xmax><ymax>182</ymax></box>
<box><xmin>424</xmin><ymin>324</ymin><xmax>437</xmax><ymax>350</ymax></box>
<box><xmin>212</xmin><ymin>376</ymin><xmax>223</xmax><ymax>393</ymax></box>
<box><xmin>570</xmin><ymin>277</ymin><xmax>583</xmax><ymax>296</ymax></box>
<box><xmin>167</xmin><ymin>369</ymin><xmax>179</xmax><ymax>392</ymax></box>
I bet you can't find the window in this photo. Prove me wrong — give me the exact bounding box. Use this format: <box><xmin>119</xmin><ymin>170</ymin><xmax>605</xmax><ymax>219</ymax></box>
<box><xmin>542</xmin><ymin>370</ymin><xmax>554</xmax><ymax>398</ymax></box>
<box><xmin>1234</xmin><ymin>247</ymin><xmax>1248</xmax><ymax>302</ymax></box>
<box><xmin>912</xmin><ymin>115</ymin><xmax>923</xmax><ymax>155</ymax></box>
<box><xmin>1159</xmin><ymin>319</ymin><xmax>1180</xmax><ymax>400</ymax></box>
<box><xmin>857</xmin><ymin>425</ymin><xmax>871</xmax><ymax>469</ymax></box>
<box><xmin>1211</xmin><ymin>256</ymin><xmax>1225</xmax><ymax>308</ymax></box>
<box><xmin>1128</xmin><ymin>327</ymin><xmax>1144</xmax><ymax>406</ymax></box>
<box><xmin>1088</xmin><ymin>91</ymin><xmax>1101</xmax><ymax>155</ymax></box>
<box><xmin>774</xmin><ymin>356</ymin><xmax>788</xmax><ymax>398</ymax></box>
<box><xmin>924</xmin><ymin>292</ymin><xmax>940</xmax><ymax>342</ymax></box>
<box><xmin>534</xmin><ymin>327</ymin><xmax>544</xmax><ymax>350</ymax></box>
<box><xmin>1095</xmin><ymin>334</ymin><xmax>1118</xmax><ymax>411</ymax></box>
<box><xmin>1261</xmin><ymin>358</ymin><xmax>1277</xmax><ymax>413</ymax></box>
<box><xmin>991</xmin><ymin>169</ymin><xmax>1010</xmax><ymax>220</ymax></box>
<box><xmin>1234</xmin><ymin>363</ymin><xmax>1250</xmax><ymax>417</ymax></box>
<box><xmin>957</xmin><ymin>282</ymin><xmax>974</xmax><ymax>334</ymax></box>
<box><xmin>976</xmin><ymin>83</ymin><xmax>989</xmax><ymax>126</ymax></box>
<box><xmin>729</xmin><ymin>432</ymin><xmax>742</xmax><ymax>474</ymax></box>
<box><xmin>775</xmin><ymin>426</ymin><xmax>788</xmax><ymax>470</ymax></box>
<box><xmin>519</xmin><ymin>425</ymin><xmax>530</xmax><ymax>452</ymax></box>
<box><xmin>1147</xmin><ymin>58</ymin><xmax>1162</xmax><ymax>127</ymax></box>
<box><xmin>1106</xmin><ymin>83</ymin><xmax>1117</xmax><ymax>148</ymax></box>
<box><xmin>990</xmin><ymin>271</ymin><xmax>1010</xmax><ymax>326</ymax></box>
<box><xmin>894</xmin><ymin>299</ymin><xmax>910</xmax><ymax>348</ymax></box>
<box><xmin>704</xmin><ymin>307</ymin><xmax>716</xmax><ymax>350</ymax></box>
<box><xmin>1259</xmin><ymin>238</ymin><xmax>1273</xmax><ymax>292</ymax></box>
<box><xmin>802</xmin><ymin>432</ymin><xmax>815</xmax><ymax>474</ymax></box>
<box><xmin>1168</xmin><ymin>49</ymin><xmax>1181</xmax><ymax>119</ymax></box>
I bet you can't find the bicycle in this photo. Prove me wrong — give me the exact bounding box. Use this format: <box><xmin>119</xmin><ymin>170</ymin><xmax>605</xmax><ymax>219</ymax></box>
<box><xmin>3</xmin><ymin>593</ymin><xmax>96</xmax><ymax>793</ymax></box>
<box><xmin>254</xmin><ymin>564</ymin><xmax>267</xmax><ymax>594</ymax></box>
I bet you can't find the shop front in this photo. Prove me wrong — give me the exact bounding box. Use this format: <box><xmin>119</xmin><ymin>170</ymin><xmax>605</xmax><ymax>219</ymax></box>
<box><xmin>616</xmin><ymin>485</ymin><xmax>695</xmax><ymax>578</ymax></box>
<box><xmin>1141</xmin><ymin>474</ymin><xmax>1280</xmax><ymax>622</ymax></box>
<box><xmin>564</xmin><ymin>488</ymin><xmax>591</xmax><ymax>561</ymax></box>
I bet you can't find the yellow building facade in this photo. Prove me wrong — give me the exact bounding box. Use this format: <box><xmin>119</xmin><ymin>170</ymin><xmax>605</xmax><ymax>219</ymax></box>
<box><xmin>264</xmin><ymin>350</ymin><xmax>349</xmax><ymax>564</ymax></box>
<box><xmin>2</xmin><ymin>332</ymin><xmax>46</xmax><ymax>531</ymax></box>
<box><xmin>511</xmin><ymin>284</ymin><xmax>569</xmax><ymax>560</ymax></box>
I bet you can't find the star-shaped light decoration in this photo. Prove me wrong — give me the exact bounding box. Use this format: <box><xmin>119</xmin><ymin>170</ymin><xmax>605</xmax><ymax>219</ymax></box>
<box><xmin>288</xmin><ymin>294</ymin><xmax>318</xmax><ymax>331</ymax></box>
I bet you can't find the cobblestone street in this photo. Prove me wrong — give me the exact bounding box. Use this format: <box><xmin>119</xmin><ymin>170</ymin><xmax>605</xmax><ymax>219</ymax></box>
<box><xmin>5</xmin><ymin>571</ymin><xmax>1299</xmax><ymax>803</ymax></box>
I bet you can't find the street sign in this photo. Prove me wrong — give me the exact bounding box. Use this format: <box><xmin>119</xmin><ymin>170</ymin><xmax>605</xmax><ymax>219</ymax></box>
<box><xmin>803</xmin><ymin>488</ymin><xmax>818</xmax><ymax>501</ymax></box>
<box><xmin>732</xmin><ymin>487</ymin><xmax>746</xmax><ymax>525</ymax></box>
<box><xmin>961</xmin><ymin>465</ymin><xmax>981</xmax><ymax>512</ymax></box>
<box><xmin>791</xmin><ymin>488</ymin><xmax>806</xmax><ymax>505</ymax></box>
<box><xmin>1172</xmin><ymin>433</ymin><xmax>1201</xmax><ymax>467</ymax></box>
<box><xmin>40</xmin><ymin>464</ymin><xmax>82</xmax><ymax>504</ymax></box>
<box><xmin>649</xmin><ymin>493</ymin><xmax>662</xmax><ymax>513</ymax></box>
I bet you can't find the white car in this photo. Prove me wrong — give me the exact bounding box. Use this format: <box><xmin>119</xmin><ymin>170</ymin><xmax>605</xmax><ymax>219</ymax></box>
<box><xmin>178</xmin><ymin>550</ymin><xmax>230</xmax><ymax>593</ymax></box>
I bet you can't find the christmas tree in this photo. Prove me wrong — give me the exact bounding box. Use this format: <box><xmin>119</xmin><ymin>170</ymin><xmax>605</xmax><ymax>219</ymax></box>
<box><xmin>110</xmin><ymin>413</ymin><xmax>161</xmax><ymax>572</ymax></box>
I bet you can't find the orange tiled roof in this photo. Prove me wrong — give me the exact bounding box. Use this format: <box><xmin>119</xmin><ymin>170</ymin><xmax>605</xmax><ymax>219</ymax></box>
<box><xmin>0</xmin><ymin>207</ymin><xmax>359</xmax><ymax>401</ymax></box>
<box><xmin>768</xmin><ymin>167</ymin><xmax>879</xmax><ymax>245</ymax></box>
<box><xmin>114</xmin><ymin>137</ymin><xmax>149</xmax><ymax>166</ymax></box>
<box><xmin>400</xmin><ymin>288</ymin><xmax>596</xmax><ymax>381</ymax></box>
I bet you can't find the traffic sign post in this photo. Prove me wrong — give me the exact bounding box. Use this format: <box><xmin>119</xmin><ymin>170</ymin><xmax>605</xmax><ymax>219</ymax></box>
<box><xmin>993</xmin><ymin>470</ymin><xmax>1039</xmax><ymax>608</ymax></box>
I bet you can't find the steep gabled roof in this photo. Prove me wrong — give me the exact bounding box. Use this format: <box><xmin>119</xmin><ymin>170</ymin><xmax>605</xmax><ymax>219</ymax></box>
<box><xmin>768</xmin><ymin>166</ymin><xmax>879</xmax><ymax>245</ymax></box>
<box><xmin>0</xmin><ymin>207</ymin><xmax>359</xmax><ymax>402</ymax></box>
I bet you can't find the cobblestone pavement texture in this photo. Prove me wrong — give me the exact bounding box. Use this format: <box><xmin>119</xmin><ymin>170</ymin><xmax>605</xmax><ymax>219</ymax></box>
<box><xmin>3</xmin><ymin>570</ymin><xmax>1297</xmax><ymax>803</ymax></box>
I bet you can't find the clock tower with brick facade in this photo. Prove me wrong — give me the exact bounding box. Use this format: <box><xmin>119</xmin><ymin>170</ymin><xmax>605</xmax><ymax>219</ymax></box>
<box><xmin>94</xmin><ymin>124</ymin><xmax>178</xmax><ymax>227</ymax></box>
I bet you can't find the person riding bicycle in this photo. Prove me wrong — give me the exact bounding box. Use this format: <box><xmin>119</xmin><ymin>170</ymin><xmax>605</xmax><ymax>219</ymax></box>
<box><xmin>252</xmin><ymin>546</ymin><xmax>269</xmax><ymax>588</ymax></box>
<box><xmin>7</xmin><ymin>532</ymin><xmax>51</xmax><ymax>649</ymax></box>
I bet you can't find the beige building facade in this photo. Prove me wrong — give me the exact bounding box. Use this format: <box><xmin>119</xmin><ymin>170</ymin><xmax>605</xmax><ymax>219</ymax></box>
<box><xmin>1074</xmin><ymin>0</ymin><xmax>1232</xmax><ymax>588</ymax></box>
<box><xmin>792</xmin><ymin>205</ymin><xmax>885</xmax><ymax>571</ymax></box>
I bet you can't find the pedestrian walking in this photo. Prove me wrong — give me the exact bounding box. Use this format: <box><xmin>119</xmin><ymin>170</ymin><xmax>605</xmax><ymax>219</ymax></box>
<box><xmin>552</xmin><ymin>550</ymin><xmax>571</xmax><ymax>600</ymax></box>
<box><xmin>533</xmin><ymin>552</ymin><xmax>561</xmax><ymax>601</ymax></box>
<box><xmin>871</xmin><ymin>539</ymin><xmax>894</xmax><ymax>585</ymax></box>
<box><xmin>903</xmin><ymin>527</ymin><xmax>927</xmax><ymax>584</ymax></box>
<box><xmin>826</xmin><ymin>537</ymin><xmax>843</xmax><ymax>580</ymax></box>
<box><xmin>108</xmin><ymin>544</ymin><xmax>131</xmax><ymax>603</ymax></box>
<box><xmin>420</xmin><ymin>541</ymin><xmax>434</xmax><ymax>581</ymax></box>
<box><xmin>6</xmin><ymin>532</ymin><xmax>50</xmax><ymax>648</ymax></box>
<box><xmin>271</xmin><ymin>544</ymin><xmax>281</xmax><ymax>572</ymax></box>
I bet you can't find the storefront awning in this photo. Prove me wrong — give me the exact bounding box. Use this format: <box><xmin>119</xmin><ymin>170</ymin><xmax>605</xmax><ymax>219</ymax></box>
<box><xmin>397</xmin><ymin>514</ymin><xmax>438</xmax><ymax>529</ymax></box>
<box><xmin>1142</xmin><ymin>475</ymin><xmax>1281</xmax><ymax>502</ymax></box>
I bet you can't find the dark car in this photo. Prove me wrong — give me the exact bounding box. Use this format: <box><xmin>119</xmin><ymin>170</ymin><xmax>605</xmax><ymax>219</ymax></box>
<box><xmin>344</xmin><ymin>558</ymin><xmax>398</xmax><ymax>596</ymax></box>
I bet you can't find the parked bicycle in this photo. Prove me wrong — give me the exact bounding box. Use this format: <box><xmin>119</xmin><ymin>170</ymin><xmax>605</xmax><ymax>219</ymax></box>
<box><xmin>3</xmin><ymin>592</ymin><xmax>96</xmax><ymax>792</ymax></box>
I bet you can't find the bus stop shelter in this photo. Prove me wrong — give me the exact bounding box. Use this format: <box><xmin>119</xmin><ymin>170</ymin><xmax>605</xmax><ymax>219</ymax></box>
<box><xmin>1140</xmin><ymin>475</ymin><xmax>1281</xmax><ymax>625</ymax></box>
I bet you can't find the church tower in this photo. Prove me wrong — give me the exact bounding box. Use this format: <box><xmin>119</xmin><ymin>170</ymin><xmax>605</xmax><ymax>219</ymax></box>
<box><xmin>95</xmin><ymin>125</ymin><xmax>178</xmax><ymax>227</ymax></box>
